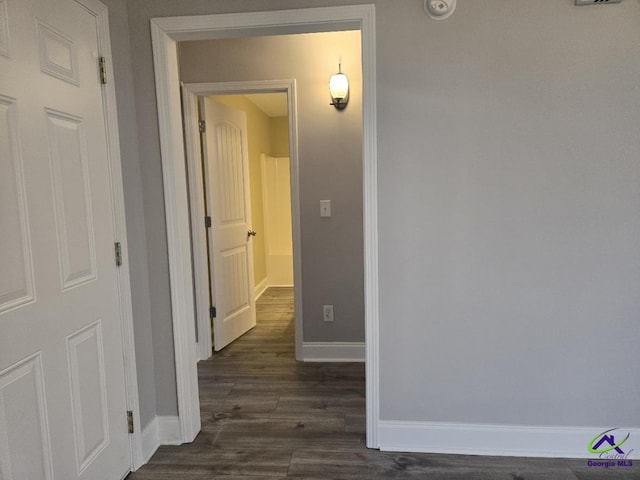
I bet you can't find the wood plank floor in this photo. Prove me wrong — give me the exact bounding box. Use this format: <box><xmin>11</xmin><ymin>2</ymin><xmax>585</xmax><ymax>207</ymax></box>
<box><xmin>127</xmin><ymin>287</ymin><xmax>637</xmax><ymax>479</ymax></box>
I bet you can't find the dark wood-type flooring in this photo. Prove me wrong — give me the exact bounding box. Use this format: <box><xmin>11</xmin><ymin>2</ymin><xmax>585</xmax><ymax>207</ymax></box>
<box><xmin>127</xmin><ymin>287</ymin><xmax>638</xmax><ymax>479</ymax></box>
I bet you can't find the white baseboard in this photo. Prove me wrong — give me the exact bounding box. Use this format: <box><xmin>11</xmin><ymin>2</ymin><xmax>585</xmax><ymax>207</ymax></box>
<box><xmin>255</xmin><ymin>281</ymin><xmax>294</xmax><ymax>301</ymax></box>
<box><xmin>301</xmin><ymin>342</ymin><xmax>365</xmax><ymax>362</ymax></box>
<box><xmin>158</xmin><ymin>416</ymin><xmax>182</xmax><ymax>444</ymax></box>
<box><xmin>140</xmin><ymin>418</ymin><xmax>159</xmax><ymax>464</ymax></box>
<box><xmin>140</xmin><ymin>415</ymin><xmax>183</xmax><ymax>464</ymax></box>
<box><xmin>378</xmin><ymin>421</ymin><xmax>640</xmax><ymax>459</ymax></box>
<box><xmin>254</xmin><ymin>277</ymin><xmax>269</xmax><ymax>300</ymax></box>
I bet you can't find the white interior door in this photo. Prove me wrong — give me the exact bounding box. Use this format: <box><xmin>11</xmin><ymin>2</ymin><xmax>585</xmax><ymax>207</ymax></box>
<box><xmin>200</xmin><ymin>98</ymin><xmax>256</xmax><ymax>351</ymax></box>
<box><xmin>0</xmin><ymin>0</ymin><xmax>130</xmax><ymax>479</ymax></box>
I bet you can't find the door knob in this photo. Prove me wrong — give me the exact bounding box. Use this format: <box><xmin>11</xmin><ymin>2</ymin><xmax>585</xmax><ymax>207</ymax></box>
<box><xmin>247</xmin><ymin>230</ymin><xmax>257</xmax><ymax>237</ymax></box>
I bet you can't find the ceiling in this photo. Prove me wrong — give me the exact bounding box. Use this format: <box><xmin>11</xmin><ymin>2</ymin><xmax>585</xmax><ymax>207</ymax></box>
<box><xmin>244</xmin><ymin>93</ymin><xmax>288</xmax><ymax>117</ymax></box>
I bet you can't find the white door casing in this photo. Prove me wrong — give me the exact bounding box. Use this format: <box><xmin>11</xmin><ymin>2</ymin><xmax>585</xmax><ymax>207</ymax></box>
<box><xmin>200</xmin><ymin>98</ymin><xmax>256</xmax><ymax>351</ymax></box>
<box><xmin>0</xmin><ymin>0</ymin><xmax>138</xmax><ymax>478</ymax></box>
<box><xmin>181</xmin><ymin>80</ymin><xmax>301</xmax><ymax>364</ymax></box>
<box><xmin>151</xmin><ymin>5</ymin><xmax>378</xmax><ymax>447</ymax></box>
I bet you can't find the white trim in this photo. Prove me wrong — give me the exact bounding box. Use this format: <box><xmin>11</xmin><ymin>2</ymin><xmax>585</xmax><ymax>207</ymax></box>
<box><xmin>256</xmin><ymin>283</ymin><xmax>294</xmax><ymax>301</ymax></box>
<box><xmin>302</xmin><ymin>342</ymin><xmax>365</xmax><ymax>362</ymax></box>
<box><xmin>150</xmin><ymin>20</ymin><xmax>201</xmax><ymax>444</ymax></box>
<box><xmin>157</xmin><ymin>416</ymin><xmax>183</xmax><ymax>445</ymax></box>
<box><xmin>379</xmin><ymin>421</ymin><xmax>640</xmax><ymax>459</ymax></box>
<box><xmin>150</xmin><ymin>4</ymin><xmax>378</xmax><ymax>448</ymax></box>
<box><xmin>140</xmin><ymin>418</ymin><xmax>159</xmax><ymax>464</ymax></box>
<box><xmin>77</xmin><ymin>0</ymin><xmax>143</xmax><ymax>470</ymax></box>
<box><xmin>182</xmin><ymin>79</ymin><xmax>302</xmax><ymax>363</ymax></box>
<box><xmin>359</xmin><ymin>5</ymin><xmax>379</xmax><ymax>450</ymax></box>
<box><xmin>254</xmin><ymin>277</ymin><xmax>269</xmax><ymax>301</ymax></box>
<box><xmin>151</xmin><ymin>8</ymin><xmax>364</xmax><ymax>41</ymax></box>
<box><xmin>259</xmin><ymin>152</ymin><xmax>272</xmax><ymax>291</ymax></box>
<box><xmin>181</xmin><ymin>85</ymin><xmax>212</xmax><ymax>363</ymax></box>
<box><xmin>140</xmin><ymin>416</ymin><xmax>183</xmax><ymax>464</ymax></box>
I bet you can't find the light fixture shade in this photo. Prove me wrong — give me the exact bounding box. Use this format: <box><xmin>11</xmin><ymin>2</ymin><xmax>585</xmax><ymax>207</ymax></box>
<box><xmin>329</xmin><ymin>72</ymin><xmax>349</xmax><ymax>110</ymax></box>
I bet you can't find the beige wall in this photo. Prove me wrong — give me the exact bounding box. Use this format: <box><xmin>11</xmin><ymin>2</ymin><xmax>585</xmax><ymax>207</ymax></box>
<box><xmin>180</xmin><ymin>31</ymin><xmax>365</xmax><ymax>346</ymax></box>
<box><xmin>212</xmin><ymin>95</ymin><xmax>270</xmax><ymax>287</ymax></box>
<box><xmin>270</xmin><ymin>116</ymin><xmax>289</xmax><ymax>158</ymax></box>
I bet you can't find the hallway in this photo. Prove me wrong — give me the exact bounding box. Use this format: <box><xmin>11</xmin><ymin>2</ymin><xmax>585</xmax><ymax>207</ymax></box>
<box><xmin>127</xmin><ymin>287</ymin><xmax>367</xmax><ymax>478</ymax></box>
<box><xmin>126</xmin><ymin>288</ymin><xmax>602</xmax><ymax>479</ymax></box>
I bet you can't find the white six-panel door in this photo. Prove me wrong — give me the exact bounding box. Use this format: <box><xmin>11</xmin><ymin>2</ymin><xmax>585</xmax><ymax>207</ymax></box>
<box><xmin>0</xmin><ymin>0</ymin><xmax>130</xmax><ymax>478</ymax></box>
<box><xmin>200</xmin><ymin>98</ymin><xmax>256</xmax><ymax>351</ymax></box>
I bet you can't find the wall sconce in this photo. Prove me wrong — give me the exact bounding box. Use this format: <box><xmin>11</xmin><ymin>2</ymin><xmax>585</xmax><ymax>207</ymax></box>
<box><xmin>329</xmin><ymin>61</ymin><xmax>349</xmax><ymax>110</ymax></box>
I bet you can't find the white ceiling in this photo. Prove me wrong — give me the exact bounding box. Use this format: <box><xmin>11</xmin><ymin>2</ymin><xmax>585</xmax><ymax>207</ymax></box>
<box><xmin>244</xmin><ymin>93</ymin><xmax>288</xmax><ymax>118</ymax></box>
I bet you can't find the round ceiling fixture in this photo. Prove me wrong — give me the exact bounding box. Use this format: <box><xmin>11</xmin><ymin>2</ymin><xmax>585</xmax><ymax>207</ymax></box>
<box><xmin>424</xmin><ymin>0</ymin><xmax>457</xmax><ymax>20</ymax></box>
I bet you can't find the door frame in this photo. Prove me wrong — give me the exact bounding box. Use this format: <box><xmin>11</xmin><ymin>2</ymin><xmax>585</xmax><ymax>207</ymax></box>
<box><xmin>77</xmin><ymin>0</ymin><xmax>143</xmax><ymax>470</ymax></box>
<box><xmin>182</xmin><ymin>80</ymin><xmax>302</xmax><ymax>362</ymax></box>
<box><xmin>150</xmin><ymin>4</ymin><xmax>379</xmax><ymax>448</ymax></box>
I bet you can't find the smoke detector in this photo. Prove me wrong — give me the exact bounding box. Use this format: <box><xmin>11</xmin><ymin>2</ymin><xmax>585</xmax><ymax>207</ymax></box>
<box><xmin>424</xmin><ymin>0</ymin><xmax>457</xmax><ymax>20</ymax></box>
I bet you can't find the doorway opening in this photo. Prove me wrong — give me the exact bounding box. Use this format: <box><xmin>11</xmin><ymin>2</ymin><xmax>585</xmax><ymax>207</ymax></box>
<box><xmin>150</xmin><ymin>5</ymin><xmax>379</xmax><ymax>448</ymax></box>
<box><xmin>187</xmin><ymin>90</ymin><xmax>295</xmax><ymax>356</ymax></box>
<box><xmin>182</xmin><ymin>81</ymin><xmax>302</xmax><ymax>361</ymax></box>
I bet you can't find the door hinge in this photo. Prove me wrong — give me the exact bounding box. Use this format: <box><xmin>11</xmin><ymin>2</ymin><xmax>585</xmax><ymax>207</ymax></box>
<box><xmin>204</xmin><ymin>216</ymin><xmax>212</xmax><ymax>228</ymax></box>
<box><xmin>114</xmin><ymin>242</ymin><xmax>122</xmax><ymax>267</ymax></box>
<box><xmin>199</xmin><ymin>120</ymin><xmax>206</xmax><ymax>133</ymax></box>
<box><xmin>209</xmin><ymin>306</ymin><xmax>216</xmax><ymax>319</ymax></box>
<box><xmin>99</xmin><ymin>56</ymin><xmax>107</xmax><ymax>84</ymax></box>
<box><xmin>127</xmin><ymin>410</ymin><xmax>134</xmax><ymax>434</ymax></box>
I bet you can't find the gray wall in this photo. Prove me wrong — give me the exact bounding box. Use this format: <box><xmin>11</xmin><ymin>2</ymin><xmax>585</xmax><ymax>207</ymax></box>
<box><xmin>101</xmin><ymin>0</ymin><xmax>157</xmax><ymax>428</ymax></box>
<box><xmin>376</xmin><ymin>1</ymin><xmax>640</xmax><ymax>425</ymax></box>
<box><xmin>121</xmin><ymin>0</ymin><xmax>640</xmax><ymax>426</ymax></box>
<box><xmin>179</xmin><ymin>32</ymin><xmax>365</xmax><ymax>344</ymax></box>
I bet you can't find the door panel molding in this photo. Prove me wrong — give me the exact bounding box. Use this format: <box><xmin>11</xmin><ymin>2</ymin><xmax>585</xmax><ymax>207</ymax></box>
<box><xmin>151</xmin><ymin>4</ymin><xmax>379</xmax><ymax>448</ymax></box>
<box><xmin>0</xmin><ymin>353</ymin><xmax>54</xmax><ymax>480</ymax></box>
<box><xmin>66</xmin><ymin>320</ymin><xmax>109</xmax><ymax>475</ymax></box>
<box><xmin>45</xmin><ymin>108</ymin><xmax>97</xmax><ymax>290</ymax></box>
<box><xmin>0</xmin><ymin>95</ymin><xmax>35</xmax><ymax>314</ymax></box>
<box><xmin>36</xmin><ymin>20</ymin><xmax>80</xmax><ymax>86</ymax></box>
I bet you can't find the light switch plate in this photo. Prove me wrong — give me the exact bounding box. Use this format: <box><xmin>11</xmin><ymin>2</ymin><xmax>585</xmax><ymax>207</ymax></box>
<box><xmin>320</xmin><ymin>200</ymin><xmax>331</xmax><ymax>217</ymax></box>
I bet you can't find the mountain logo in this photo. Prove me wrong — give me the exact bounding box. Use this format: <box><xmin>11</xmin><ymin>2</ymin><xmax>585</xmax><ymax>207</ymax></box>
<box><xmin>588</xmin><ymin>429</ymin><xmax>630</xmax><ymax>455</ymax></box>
